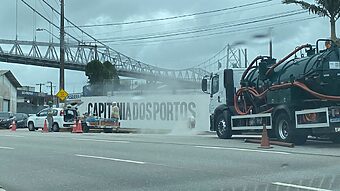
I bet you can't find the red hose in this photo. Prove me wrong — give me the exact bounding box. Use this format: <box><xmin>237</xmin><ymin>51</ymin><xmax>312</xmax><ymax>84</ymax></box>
<box><xmin>293</xmin><ymin>81</ymin><xmax>340</xmax><ymax>101</ymax></box>
<box><xmin>234</xmin><ymin>80</ymin><xmax>340</xmax><ymax>115</ymax></box>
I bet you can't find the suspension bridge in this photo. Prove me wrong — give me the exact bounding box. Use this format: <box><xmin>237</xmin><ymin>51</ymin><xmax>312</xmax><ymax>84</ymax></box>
<box><xmin>0</xmin><ymin>39</ymin><xmax>209</xmax><ymax>84</ymax></box>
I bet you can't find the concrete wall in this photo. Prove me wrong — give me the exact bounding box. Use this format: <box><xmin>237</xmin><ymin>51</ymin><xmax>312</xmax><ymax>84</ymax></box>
<box><xmin>0</xmin><ymin>74</ymin><xmax>17</xmax><ymax>112</ymax></box>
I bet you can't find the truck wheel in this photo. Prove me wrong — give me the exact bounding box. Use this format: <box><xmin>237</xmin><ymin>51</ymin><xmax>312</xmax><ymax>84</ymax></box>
<box><xmin>52</xmin><ymin>123</ymin><xmax>60</xmax><ymax>132</ymax></box>
<box><xmin>274</xmin><ymin>113</ymin><xmax>295</xmax><ymax>143</ymax></box>
<box><xmin>28</xmin><ymin>122</ymin><xmax>35</xmax><ymax>131</ymax></box>
<box><xmin>274</xmin><ymin>113</ymin><xmax>307</xmax><ymax>145</ymax></box>
<box><xmin>216</xmin><ymin>114</ymin><xmax>232</xmax><ymax>139</ymax></box>
<box><xmin>330</xmin><ymin>135</ymin><xmax>340</xmax><ymax>144</ymax></box>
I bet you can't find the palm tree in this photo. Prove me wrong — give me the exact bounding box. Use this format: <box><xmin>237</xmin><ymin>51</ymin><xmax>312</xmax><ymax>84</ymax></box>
<box><xmin>282</xmin><ymin>0</ymin><xmax>340</xmax><ymax>41</ymax></box>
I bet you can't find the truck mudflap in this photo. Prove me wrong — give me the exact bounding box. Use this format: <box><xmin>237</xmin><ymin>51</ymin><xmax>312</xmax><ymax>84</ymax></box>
<box><xmin>295</xmin><ymin>107</ymin><xmax>340</xmax><ymax>134</ymax></box>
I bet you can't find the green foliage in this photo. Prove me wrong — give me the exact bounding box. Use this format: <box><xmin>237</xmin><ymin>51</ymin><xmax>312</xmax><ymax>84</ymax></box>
<box><xmin>103</xmin><ymin>61</ymin><xmax>114</xmax><ymax>79</ymax></box>
<box><xmin>85</xmin><ymin>60</ymin><xmax>120</xmax><ymax>86</ymax></box>
<box><xmin>85</xmin><ymin>60</ymin><xmax>104</xmax><ymax>84</ymax></box>
<box><xmin>282</xmin><ymin>0</ymin><xmax>340</xmax><ymax>40</ymax></box>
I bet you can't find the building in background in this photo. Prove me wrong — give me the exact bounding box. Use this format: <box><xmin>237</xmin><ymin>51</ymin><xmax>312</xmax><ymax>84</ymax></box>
<box><xmin>17</xmin><ymin>86</ymin><xmax>50</xmax><ymax>114</ymax></box>
<box><xmin>0</xmin><ymin>70</ymin><xmax>21</xmax><ymax>112</ymax></box>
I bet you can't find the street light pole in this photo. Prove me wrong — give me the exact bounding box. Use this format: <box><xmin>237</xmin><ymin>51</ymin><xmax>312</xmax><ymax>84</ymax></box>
<box><xmin>60</xmin><ymin>0</ymin><xmax>65</xmax><ymax>93</ymax></box>
<box><xmin>36</xmin><ymin>83</ymin><xmax>45</xmax><ymax>93</ymax></box>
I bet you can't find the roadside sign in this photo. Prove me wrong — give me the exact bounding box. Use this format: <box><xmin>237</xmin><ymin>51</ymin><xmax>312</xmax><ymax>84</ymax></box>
<box><xmin>56</xmin><ymin>89</ymin><xmax>69</xmax><ymax>101</ymax></box>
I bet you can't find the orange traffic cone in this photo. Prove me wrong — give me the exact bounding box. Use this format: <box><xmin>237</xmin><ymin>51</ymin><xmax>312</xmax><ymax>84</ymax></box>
<box><xmin>72</xmin><ymin>120</ymin><xmax>83</xmax><ymax>133</ymax></box>
<box><xmin>259</xmin><ymin>124</ymin><xmax>272</xmax><ymax>149</ymax></box>
<box><xmin>42</xmin><ymin>119</ymin><xmax>49</xmax><ymax>133</ymax></box>
<box><xmin>10</xmin><ymin>121</ymin><xmax>16</xmax><ymax>132</ymax></box>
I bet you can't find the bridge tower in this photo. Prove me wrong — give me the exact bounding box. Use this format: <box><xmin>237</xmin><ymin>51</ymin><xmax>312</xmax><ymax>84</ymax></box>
<box><xmin>224</xmin><ymin>44</ymin><xmax>248</xmax><ymax>69</ymax></box>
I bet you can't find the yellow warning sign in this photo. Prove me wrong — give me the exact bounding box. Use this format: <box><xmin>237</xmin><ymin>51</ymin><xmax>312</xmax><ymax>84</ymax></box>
<box><xmin>56</xmin><ymin>89</ymin><xmax>69</xmax><ymax>101</ymax></box>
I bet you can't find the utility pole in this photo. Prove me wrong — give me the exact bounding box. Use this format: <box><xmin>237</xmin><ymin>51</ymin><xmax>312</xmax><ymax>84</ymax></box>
<box><xmin>269</xmin><ymin>39</ymin><xmax>273</xmax><ymax>58</ymax></box>
<box><xmin>36</xmin><ymin>83</ymin><xmax>45</xmax><ymax>93</ymax></box>
<box><xmin>47</xmin><ymin>81</ymin><xmax>53</xmax><ymax>103</ymax></box>
<box><xmin>47</xmin><ymin>81</ymin><xmax>53</xmax><ymax>95</ymax></box>
<box><xmin>59</xmin><ymin>0</ymin><xmax>65</xmax><ymax>92</ymax></box>
<box><xmin>269</xmin><ymin>27</ymin><xmax>273</xmax><ymax>58</ymax></box>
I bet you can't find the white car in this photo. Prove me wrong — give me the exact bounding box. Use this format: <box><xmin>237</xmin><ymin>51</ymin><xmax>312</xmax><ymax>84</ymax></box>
<box><xmin>27</xmin><ymin>107</ymin><xmax>78</xmax><ymax>132</ymax></box>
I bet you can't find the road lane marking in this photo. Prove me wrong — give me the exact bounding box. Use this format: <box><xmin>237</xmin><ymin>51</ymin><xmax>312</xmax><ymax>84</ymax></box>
<box><xmin>0</xmin><ymin>146</ymin><xmax>14</xmax><ymax>150</ymax></box>
<box><xmin>0</xmin><ymin>134</ymin><xmax>24</xmax><ymax>138</ymax></box>
<box><xmin>272</xmin><ymin>182</ymin><xmax>332</xmax><ymax>191</ymax></box>
<box><xmin>194</xmin><ymin>146</ymin><xmax>291</xmax><ymax>155</ymax></box>
<box><xmin>72</xmin><ymin>138</ymin><xmax>130</xmax><ymax>144</ymax></box>
<box><xmin>75</xmin><ymin>154</ymin><xmax>145</xmax><ymax>165</ymax></box>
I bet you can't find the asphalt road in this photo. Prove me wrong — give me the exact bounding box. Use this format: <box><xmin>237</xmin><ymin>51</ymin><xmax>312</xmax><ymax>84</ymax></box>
<box><xmin>1</xmin><ymin>129</ymin><xmax>340</xmax><ymax>191</ymax></box>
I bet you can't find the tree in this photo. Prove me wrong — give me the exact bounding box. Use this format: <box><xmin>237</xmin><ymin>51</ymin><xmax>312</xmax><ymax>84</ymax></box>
<box><xmin>85</xmin><ymin>60</ymin><xmax>103</xmax><ymax>84</ymax></box>
<box><xmin>85</xmin><ymin>60</ymin><xmax>120</xmax><ymax>95</ymax></box>
<box><xmin>282</xmin><ymin>0</ymin><xmax>340</xmax><ymax>41</ymax></box>
<box><xmin>102</xmin><ymin>61</ymin><xmax>120</xmax><ymax>88</ymax></box>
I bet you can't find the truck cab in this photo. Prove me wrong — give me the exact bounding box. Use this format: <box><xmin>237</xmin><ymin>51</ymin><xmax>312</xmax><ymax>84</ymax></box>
<box><xmin>202</xmin><ymin>69</ymin><xmax>245</xmax><ymax>134</ymax></box>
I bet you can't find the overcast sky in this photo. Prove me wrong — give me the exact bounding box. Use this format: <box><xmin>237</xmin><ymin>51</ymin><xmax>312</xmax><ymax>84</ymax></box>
<box><xmin>0</xmin><ymin>0</ymin><xmax>337</xmax><ymax>93</ymax></box>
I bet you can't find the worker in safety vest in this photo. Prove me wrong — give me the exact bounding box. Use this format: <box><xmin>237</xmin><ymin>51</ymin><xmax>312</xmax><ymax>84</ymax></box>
<box><xmin>111</xmin><ymin>102</ymin><xmax>120</xmax><ymax>122</ymax></box>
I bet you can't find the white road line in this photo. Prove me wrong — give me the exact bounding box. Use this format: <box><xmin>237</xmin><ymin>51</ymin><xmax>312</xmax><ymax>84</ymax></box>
<box><xmin>0</xmin><ymin>146</ymin><xmax>14</xmax><ymax>150</ymax></box>
<box><xmin>194</xmin><ymin>146</ymin><xmax>291</xmax><ymax>155</ymax></box>
<box><xmin>75</xmin><ymin>154</ymin><xmax>145</xmax><ymax>165</ymax></box>
<box><xmin>72</xmin><ymin>138</ymin><xmax>130</xmax><ymax>144</ymax></box>
<box><xmin>0</xmin><ymin>135</ymin><xmax>24</xmax><ymax>138</ymax></box>
<box><xmin>272</xmin><ymin>182</ymin><xmax>332</xmax><ymax>191</ymax></box>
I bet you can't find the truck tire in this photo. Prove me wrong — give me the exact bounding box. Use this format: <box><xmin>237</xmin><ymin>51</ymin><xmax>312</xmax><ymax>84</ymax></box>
<box><xmin>216</xmin><ymin>113</ymin><xmax>232</xmax><ymax>139</ymax></box>
<box><xmin>274</xmin><ymin>112</ymin><xmax>307</xmax><ymax>145</ymax></box>
<box><xmin>275</xmin><ymin>112</ymin><xmax>295</xmax><ymax>143</ymax></box>
<box><xmin>28</xmin><ymin>122</ymin><xmax>35</xmax><ymax>131</ymax></box>
<box><xmin>52</xmin><ymin>123</ymin><xmax>60</xmax><ymax>132</ymax></box>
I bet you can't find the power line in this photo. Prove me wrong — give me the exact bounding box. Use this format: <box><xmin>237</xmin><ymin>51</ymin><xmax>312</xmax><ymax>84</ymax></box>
<box><xmin>20</xmin><ymin>0</ymin><xmax>80</xmax><ymax>43</ymax></box>
<box><xmin>98</xmin><ymin>10</ymin><xmax>308</xmax><ymax>43</ymax></box>
<box><xmin>90</xmin><ymin>2</ymin><xmax>282</xmax><ymax>36</ymax></box>
<box><xmin>40</xmin><ymin>0</ymin><xmax>161</xmax><ymax>69</ymax></box>
<box><xmin>90</xmin><ymin>2</ymin><xmax>282</xmax><ymax>37</ymax></box>
<box><xmin>94</xmin><ymin>9</ymin><xmax>304</xmax><ymax>42</ymax></box>
<box><xmin>191</xmin><ymin>17</ymin><xmax>320</xmax><ymax>69</ymax></box>
<box><xmin>70</xmin><ymin>0</ymin><xmax>273</xmax><ymax>28</ymax></box>
<box><xmin>106</xmin><ymin>16</ymin><xmax>319</xmax><ymax>47</ymax></box>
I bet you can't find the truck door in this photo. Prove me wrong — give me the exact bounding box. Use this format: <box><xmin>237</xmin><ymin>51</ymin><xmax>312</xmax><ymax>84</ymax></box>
<box><xmin>209</xmin><ymin>75</ymin><xmax>222</xmax><ymax>114</ymax></box>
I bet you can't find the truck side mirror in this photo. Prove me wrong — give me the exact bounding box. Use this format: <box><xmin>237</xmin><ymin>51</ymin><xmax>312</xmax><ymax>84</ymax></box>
<box><xmin>201</xmin><ymin>79</ymin><xmax>208</xmax><ymax>92</ymax></box>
